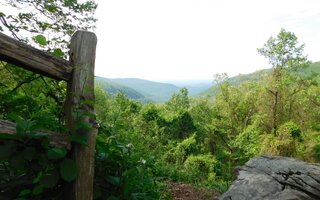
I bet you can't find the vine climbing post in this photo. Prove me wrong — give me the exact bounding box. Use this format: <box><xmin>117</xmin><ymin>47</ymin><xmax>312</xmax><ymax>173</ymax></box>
<box><xmin>66</xmin><ymin>30</ymin><xmax>98</xmax><ymax>200</ymax></box>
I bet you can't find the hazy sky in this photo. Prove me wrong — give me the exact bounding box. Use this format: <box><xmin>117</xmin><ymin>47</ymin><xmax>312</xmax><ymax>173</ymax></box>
<box><xmin>94</xmin><ymin>0</ymin><xmax>320</xmax><ymax>81</ymax></box>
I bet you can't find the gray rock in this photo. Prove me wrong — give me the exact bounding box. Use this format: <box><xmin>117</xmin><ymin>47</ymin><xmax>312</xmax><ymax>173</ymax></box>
<box><xmin>219</xmin><ymin>155</ymin><xmax>320</xmax><ymax>200</ymax></box>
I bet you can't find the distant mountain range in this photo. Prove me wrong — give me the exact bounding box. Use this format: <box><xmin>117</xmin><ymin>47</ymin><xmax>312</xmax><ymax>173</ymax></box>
<box><xmin>110</xmin><ymin>78</ymin><xmax>180</xmax><ymax>102</ymax></box>
<box><xmin>95</xmin><ymin>77</ymin><xmax>180</xmax><ymax>102</ymax></box>
<box><xmin>95</xmin><ymin>77</ymin><xmax>146</xmax><ymax>100</ymax></box>
<box><xmin>95</xmin><ymin>77</ymin><xmax>212</xmax><ymax>102</ymax></box>
<box><xmin>95</xmin><ymin>61</ymin><xmax>320</xmax><ymax>102</ymax></box>
<box><xmin>166</xmin><ymin>80</ymin><xmax>213</xmax><ymax>96</ymax></box>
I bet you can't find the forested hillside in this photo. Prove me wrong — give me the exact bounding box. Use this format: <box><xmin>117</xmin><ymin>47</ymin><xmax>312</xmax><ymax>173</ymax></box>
<box><xmin>229</xmin><ymin>60</ymin><xmax>320</xmax><ymax>84</ymax></box>
<box><xmin>110</xmin><ymin>78</ymin><xmax>181</xmax><ymax>102</ymax></box>
<box><xmin>96</xmin><ymin>77</ymin><xmax>213</xmax><ymax>102</ymax></box>
<box><xmin>95</xmin><ymin>77</ymin><xmax>147</xmax><ymax>101</ymax></box>
<box><xmin>162</xmin><ymin>80</ymin><xmax>213</xmax><ymax>97</ymax></box>
<box><xmin>95</xmin><ymin>77</ymin><xmax>181</xmax><ymax>102</ymax></box>
<box><xmin>203</xmin><ymin>61</ymin><xmax>320</xmax><ymax>97</ymax></box>
<box><xmin>0</xmin><ymin>1</ymin><xmax>320</xmax><ymax>200</ymax></box>
<box><xmin>304</xmin><ymin>61</ymin><xmax>320</xmax><ymax>75</ymax></box>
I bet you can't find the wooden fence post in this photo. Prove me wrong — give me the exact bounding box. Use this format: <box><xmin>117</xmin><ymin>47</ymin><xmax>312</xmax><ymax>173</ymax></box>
<box><xmin>66</xmin><ymin>30</ymin><xmax>98</xmax><ymax>200</ymax></box>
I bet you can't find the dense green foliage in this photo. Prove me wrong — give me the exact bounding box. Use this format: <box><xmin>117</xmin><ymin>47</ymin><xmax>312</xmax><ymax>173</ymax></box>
<box><xmin>91</xmin><ymin>29</ymin><xmax>320</xmax><ymax>199</ymax></box>
<box><xmin>0</xmin><ymin>118</ymin><xmax>75</xmax><ymax>199</ymax></box>
<box><xmin>0</xmin><ymin>0</ymin><xmax>97</xmax><ymax>199</ymax></box>
<box><xmin>0</xmin><ymin>1</ymin><xmax>319</xmax><ymax>198</ymax></box>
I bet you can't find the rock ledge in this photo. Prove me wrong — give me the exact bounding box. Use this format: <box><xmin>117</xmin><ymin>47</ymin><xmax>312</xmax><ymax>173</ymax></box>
<box><xmin>219</xmin><ymin>155</ymin><xmax>320</xmax><ymax>200</ymax></box>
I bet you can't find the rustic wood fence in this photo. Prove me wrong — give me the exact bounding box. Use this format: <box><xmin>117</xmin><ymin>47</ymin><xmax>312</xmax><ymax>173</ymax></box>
<box><xmin>0</xmin><ymin>31</ymin><xmax>98</xmax><ymax>200</ymax></box>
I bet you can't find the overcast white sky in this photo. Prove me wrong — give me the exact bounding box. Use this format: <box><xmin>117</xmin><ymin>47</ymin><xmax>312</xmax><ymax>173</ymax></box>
<box><xmin>94</xmin><ymin>0</ymin><xmax>320</xmax><ymax>81</ymax></box>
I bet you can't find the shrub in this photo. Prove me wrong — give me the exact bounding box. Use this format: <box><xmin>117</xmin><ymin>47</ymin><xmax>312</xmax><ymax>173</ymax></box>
<box><xmin>0</xmin><ymin>119</ymin><xmax>72</xmax><ymax>200</ymax></box>
<box><xmin>94</xmin><ymin>126</ymin><xmax>160</xmax><ymax>200</ymax></box>
<box><xmin>233</xmin><ymin>124</ymin><xmax>262</xmax><ymax>161</ymax></box>
<box><xmin>279</xmin><ymin>121</ymin><xmax>302</xmax><ymax>141</ymax></box>
<box><xmin>164</xmin><ymin>133</ymin><xmax>198</xmax><ymax>165</ymax></box>
<box><xmin>183</xmin><ymin>154</ymin><xmax>216</xmax><ymax>182</ymax></box>
<box><xmin>312</xmin><ymin>144</ymin><xmax>320</xmax><ymax>161</ymax></box>
<box><xmin>261</xmin><ymin>122</ymin><xmax>302</xmax><ymax>157</ymax></box>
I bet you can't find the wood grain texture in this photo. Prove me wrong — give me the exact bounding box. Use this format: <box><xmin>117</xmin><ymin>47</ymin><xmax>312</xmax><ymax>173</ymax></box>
<box><xmin>65</xmin><ymin>30</ymin><xmax>98</xmax><ymax>200</ymax></box>
<box><xmin>0</xmin><ymin>32</ymin><xmax>72</xmax><ymax>81</ymax></box>
<box><xmin>0</xmin><ymin>119</ymin><xmax>70</xmax><ymax>148</ymax></box>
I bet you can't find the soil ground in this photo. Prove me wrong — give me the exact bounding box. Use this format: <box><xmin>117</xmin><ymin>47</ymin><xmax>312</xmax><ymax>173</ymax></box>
<box><xmin>167</xmin><ymin>181</ymin><xmax>220</xmax><ymax>200</ymax></box>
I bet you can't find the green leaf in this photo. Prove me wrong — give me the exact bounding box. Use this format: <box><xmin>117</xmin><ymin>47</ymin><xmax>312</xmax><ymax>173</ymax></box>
<box><xmin>41</xmin><ymin>139</ymin><xmax>50</xmax><ymax>149</ymax></box>
<box><xmin>45</xmin><ymin>5</ymin><xmax>58</xmax><ymax>12</ymax></box>
<box><xmin>107</xmin><ymin>196</ymin><xmax>119</xmax><ymax>200</ymax></box>
<box><xmin>59</xmin><ymin>158</ymin><xmax>77</xmax><ymax>182</ymax></box>
<box><xmin>106</xmin><ymin>175</ymin><xmax>121</xmax><ymax>187</ymax></box>
<box><xmin>47</xmin><ymin>147</ymin><xmax>67</xmax><ymax>159</ymax></box>
<box><xmin>16</xmin><ymin>120</ymin><xmax>37</xmax><ymax>135</ymax></box>
<box><xmin>69</xmin><ymin>134</ymin><xmax>87</xmax><ymax>145</ymax></box>
<box><xmin>53</xmin><ymin>48</ymin><xmax>64</xmax><ymax>58</ymax></box>
<box><xmin>0</xmin><ymin>141</ymin><xmax>16</xmax><ymax>159</ymax></box>
<box><xmin>32</xmin><ymin>185</ymin><xmax>43</xmax><ymax>195</ymax></box>
<box><xmin>8</xmin><ymin>113</ymin><xmax>24</xmax><ymax>124</ymax></box>
<box><xmin>93</xmin><ymin>186</ymin><xmax>102</xmax><ymax>199</ymax></box>
<box><xmin>40</xmin><ymin>170</ymin><xmax>59</xmax><ymax>188</ymax></box>
<box><xmin>22</xmin><ymin>147</ymin><xmax>36</xmax><ymax>160</ymax></box>
<box><xmin>9</xmin><ymin>154</ymin><xmax>25</xmax><ymax>170</ymax></box>
<box><xmin>19</xmin><ymin>189</ymin><xmax>31</xmax><ymax>197</ymax></box>
<box><xmin>35</xmin><ymin>34</ymin><xmax>47</xmax><ymax>45</ymax></box>
<box><xmin>83</xmin><ymin>111</ymin><xmax>96</xmax><ymax>118</ymax></box>
<box><xmin>75</xmin><ymin>121</ymin><xmax>92</xmax><ymax>131</ymax></box>
<box><xmin>33</xmin><ymin>171</ymin><xmax>43</xmax><ymax>184</ymax></box>
<box><xmin>83</xmin><ymin>100</ymin><xmax>95</xmax><ymax>107</ymax></box>
<box><xmin>0</xmin><ymin>133</ymin><xmax>21</xmax><ymax>140</ymax></box>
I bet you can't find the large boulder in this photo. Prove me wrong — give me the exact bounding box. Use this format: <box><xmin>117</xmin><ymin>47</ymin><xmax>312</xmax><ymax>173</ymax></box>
<box><xmin>219</xmin><ymin>155</ymin><xmax>320</xmax><ymax>200</ymax></box>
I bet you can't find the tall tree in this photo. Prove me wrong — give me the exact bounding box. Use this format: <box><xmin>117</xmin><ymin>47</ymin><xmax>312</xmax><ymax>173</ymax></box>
<box><xmin>166</xmin><ymin>87</ymin><xmax>190</xmax><ymax>112</ymax></box>
<box><xmin>257</xmin><ymin>28</ymin><xmax>310</xmax><ymax>133</ymax></box>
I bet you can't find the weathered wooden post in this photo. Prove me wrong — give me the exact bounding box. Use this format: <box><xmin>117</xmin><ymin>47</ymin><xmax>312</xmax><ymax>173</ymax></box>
<box><xmin>0</xmin><ymin>30</ymin><xmax>99</xmax><ymax>199</ymax></box>
<box><xmin>66</xmin><ymin>30</ymin><xmax>98</xmax><ymax>200</ymax></box>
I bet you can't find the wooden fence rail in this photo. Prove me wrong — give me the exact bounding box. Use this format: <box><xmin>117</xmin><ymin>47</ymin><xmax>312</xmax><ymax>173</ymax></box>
<box><xmin>0</xmin><ymin>31</ymin><xmax>98</xmax><ymax>200</ymax></box>
<box><xmin>0</xmin><ymin>119</ymin><xmax>70</xmax><ymax>148</ymax></box>
<box><xmin>0</xmin><ymin>32</ymin><xmax>72</xmax><ymax>81</ymax></box>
